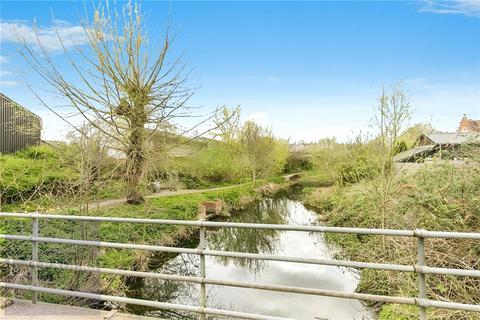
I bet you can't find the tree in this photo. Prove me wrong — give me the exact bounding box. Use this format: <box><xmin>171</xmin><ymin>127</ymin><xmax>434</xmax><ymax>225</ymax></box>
<box><xmin>17</xmin><ymin>1</ymin><xmax>194</xmax><ymax>204</ymax></box>
<box><xmin>239</xmin><ymin>121</ymin><xmax>288</xmax><ymax>182</ymax></box>
<box><xmin>372</xmin><ymin>84</ymin><xmax>412</xmax><ymax>236</ymax></box>
<box><xmin>212</xmin><ymin>105</ymin><xmax>241</xmax><ymax>145</ymax></box>
<box><xmin>374</xmin><ymin>84</ymin><xmax>412</xmax><ymax>175</ymax></box>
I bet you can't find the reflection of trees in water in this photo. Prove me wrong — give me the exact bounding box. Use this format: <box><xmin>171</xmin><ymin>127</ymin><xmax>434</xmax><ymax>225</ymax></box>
<box><xmin>127</xmin><ymin>253</ymin><xmax>199</xmax><ymax>319</ymax></box>
<box><xmin>208</xmin><ymin>198</ymin><xmax>288</xmax><ymax>273</ymax></box>
<box><xmin>127</xmin><ymin>252</ymin><xmax>228</xmax><ymax>319</ymax></box>
<box><xmin>126</xmin><ymin>198</ymin><xmax>291</xmax><ymax>317</ymax></box>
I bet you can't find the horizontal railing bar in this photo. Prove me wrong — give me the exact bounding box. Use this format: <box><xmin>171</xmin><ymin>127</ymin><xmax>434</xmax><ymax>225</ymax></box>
<box><xmin>2</xmin><ymin>279</ymin><xmax>479</xmax><ymax>314</ymax></box>
<box><xmin>203</xmin><ymin>221</ymin><xmax>415</xmax><ymax>236</ymax></box>
<box><xmin>0</xmin><ymin>282</ymin><xmax>289</xmax><ymax>320</ymax></box>
<box><xmin>0</xmin><ymin>212</ymin><xmax>412</xmax><ymax>236</ymax></box>
<box><xmin>2</xmin><ymin>212</ymin><xmax>479</xmax><ymax>239</ymax></box>
<box><xmin>418</xmin><ymin>299</ymin><xmax>480</xmax><ymax>313</ymax></box>
<box><xmin>0</xmin><ymin>234</ymin><xmax>200</xmax><ymax>255</ymax></box>
<box><xmin>418</xmin><ymin>266</ymin><xmax>480</xmax><ymax>278</ymax></box>
<box><xmin>416</xmin><ymin>230</ymin><xmax>480</xmax><ymax>240</ymax></box>
<box><xmin>2</xmin><ymin>235</ymin><xmax>480</xmax><ymax>277</ymax></box>
<box><xmin>0</xmin><ymin>259</ymin><xmax>412</xmax><ymax>304</ymax></box>
<box><xmin>203</xmin><ymin>250</ymin><xmax>415</xmax><ymax>272</ymax></box>
<box><xmin>0</xmin><ymin>212</ymin><xmax>201</xmax><ymax>226</ymax></box>
<box><xmin>0</xmin><ymin>259</ymin><xmax>200</xmax><ymax>283</ymax></box>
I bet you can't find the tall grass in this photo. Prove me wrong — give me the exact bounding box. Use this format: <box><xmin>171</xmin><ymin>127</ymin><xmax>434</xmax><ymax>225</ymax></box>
<box><xmin>308</xmin><ymin>163</ymin><xmax>480</xmax><ymax>319</ymax></box>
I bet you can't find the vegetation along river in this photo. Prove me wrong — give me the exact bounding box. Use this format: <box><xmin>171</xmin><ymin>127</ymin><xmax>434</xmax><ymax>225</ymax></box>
<box><xmin>126</xmin><ymin>194</ymin><xmax>373</xmax><ymax>319</ymax></box>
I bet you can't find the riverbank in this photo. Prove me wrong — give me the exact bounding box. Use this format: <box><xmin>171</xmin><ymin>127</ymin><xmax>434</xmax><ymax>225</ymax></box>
<box><xmin>1</xmin><ymin>179</ymin><xmax>293</xmax><ymax>306</ymax></box>
<box><xmin>296</xmin><ymin>165</ymin><xmax>480</xmax><ymax>320</ymax></box>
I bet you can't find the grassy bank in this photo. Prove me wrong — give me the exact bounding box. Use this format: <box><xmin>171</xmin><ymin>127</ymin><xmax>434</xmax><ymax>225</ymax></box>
<box><xmin>300</xmin><ymin>164</ymin><xmax>480</xmax><ymax>319</ymax></box>
<box><xmin>0</xmin><ymin>182</ymin><xmax>267</xmax><ymax>304</ymax></box>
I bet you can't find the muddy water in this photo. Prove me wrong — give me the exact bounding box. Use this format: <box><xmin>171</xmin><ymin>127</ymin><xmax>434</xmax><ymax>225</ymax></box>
<box><xmin>127</xmin><ymin>196</ymin><xmax>373</xmax><ymax>319</ymax></box>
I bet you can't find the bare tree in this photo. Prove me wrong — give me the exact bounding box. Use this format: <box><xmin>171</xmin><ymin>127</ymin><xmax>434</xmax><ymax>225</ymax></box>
<box><xmin>17</xmin><ymin>1</ymin><xmax>196</xmax><ymax>204</ymax></box>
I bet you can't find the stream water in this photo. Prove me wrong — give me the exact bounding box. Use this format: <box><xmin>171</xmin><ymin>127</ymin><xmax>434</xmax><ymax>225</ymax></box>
<box><xmin>126</xmin><ymin>194</ymin><xmax>373</xmax><ymax>319</ymax></box>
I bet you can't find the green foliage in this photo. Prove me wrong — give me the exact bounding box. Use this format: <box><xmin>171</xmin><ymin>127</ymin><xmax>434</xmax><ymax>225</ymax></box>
<box><xmin>180</xmin><ymin>142</ymin><xmax>248</xmax><ymax>183</ymax></box>
<box><xmin>393</xmin><ymin>140</ymin><xmax>408</xmax><ymax>155</ymax></box>
<box><xmin>149</xmin><ymin>113</ymin><xmax>289</xmax><ymax>187</ymax></box>
<box><xmin>0</xmin><ymin>183</ymin><xmax>258</xmax><ymax>301</ymax></box>
<box><xmin>16</xmin><ymin>145</ymin><xmax>59</xmax><ymax>160</ymax></box>
<box><xmin>313</xmin><ymin>164</ymin><xmax>480</xmax><ymax>319</ymax></box>
<box><xmin>379</xmin><ymin>304</ymin><xmax>419</xmax><ymax>320</ymax></box>
<box><xmin>399</xmin><ymin>123</ymin><xmax>434</xmax><ymax>148</ymax></box>
<box><xmin>239</xmin><ymin>121</ymin><xmax>289</xmax><ymax>181</ymax></box>
<box><xmin>0</xmin><ymin>150</ymin><xmax>77</xmax><ymax>204</ymax></box>
<box><xmin>284</xmin><ymin>151</ymin><xmax>314</xmax><ymax>173</ymax></box>
<box><xmin>337</xmin><ymin>147</ymin><xmax>379</xmax><ymax>185</ymax></box>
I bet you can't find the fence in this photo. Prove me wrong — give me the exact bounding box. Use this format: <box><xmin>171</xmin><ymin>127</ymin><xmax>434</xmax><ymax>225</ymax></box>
<box><xmin>0</xmin><ymin>212</ymin><xmax>479</xmax><ymax>320</ymax></box>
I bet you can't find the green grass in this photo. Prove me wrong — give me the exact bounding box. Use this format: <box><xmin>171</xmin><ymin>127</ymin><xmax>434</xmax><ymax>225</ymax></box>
<box><xmin>303</xmin><ymin>163</ymin><xmax>480</xmax><ymax>319</ymax></box>
<box><xmin>0</xmin><ymin>153</ymin><xmax>77</xmax><ymax>203</ymax></box>
<box><xmin>0</xmin><ymin>182</ymin><xmax>261</xmax><ymax>301</ymax></box>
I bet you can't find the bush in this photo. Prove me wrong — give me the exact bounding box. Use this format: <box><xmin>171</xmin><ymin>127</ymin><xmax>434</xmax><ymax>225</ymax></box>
<box><xmin>284</xmin><ymin>151</ymin><xmax>314</xmax><ymax>173</ymax></box>
<box><xmin>337</xmin><ymin>148</ymin><xmax>378</xmax><ymax>185</ymax></box>
<box><xmin>16</xmin><ymin>145</ymin><xmax>59</xmax><ymax>160</ymax></box>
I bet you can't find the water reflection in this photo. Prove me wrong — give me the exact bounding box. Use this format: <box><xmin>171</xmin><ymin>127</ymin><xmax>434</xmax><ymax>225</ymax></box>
<box><xmin>127</xmin><ymin>197</ymin><xmax>373</xmax><ymax>319</ymax></box>
<box><xmin>208</xmin><ymin>198</ymin><xmax>287</xmax><ymax>272</ymax></box>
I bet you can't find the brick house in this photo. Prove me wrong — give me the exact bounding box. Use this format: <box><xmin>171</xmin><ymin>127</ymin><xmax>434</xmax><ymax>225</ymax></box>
<box><xmin>458</xmin><ymin>114</ymin><xmax>480</xmax><ymax>133</ymax></box>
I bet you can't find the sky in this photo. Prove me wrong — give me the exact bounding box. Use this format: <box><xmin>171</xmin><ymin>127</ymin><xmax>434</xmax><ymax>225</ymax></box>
<box><xmin>0</xmin><ymin>0</ymin><xmax>479</xmax><ymax>142</ymax></box>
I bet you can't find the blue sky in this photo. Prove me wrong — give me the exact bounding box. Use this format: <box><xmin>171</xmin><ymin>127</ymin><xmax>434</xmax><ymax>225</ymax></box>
<box><xmin>0</xmin><ymin>1</ymin><xmax>479</xmax><ymax>141</ymax></box>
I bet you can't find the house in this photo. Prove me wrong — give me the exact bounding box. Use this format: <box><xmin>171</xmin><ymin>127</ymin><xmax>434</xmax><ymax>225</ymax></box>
<box><xmin>458</xmin><ymin>114</ymin><xmax>480</xmax><ymax>133</ymax></box>
<box><xmin>417</xmin><ymin>132</ymin><xmax>480</xmax><ymax>147</ymax></box>
<box><xmin>395</xmin><ymin>132</ymin><xmax>480</xmax><ymax>163</ymax></box>
<box><xmin>0</xmin><ymin>93</ymin><xmax>42</xmax><ymax>154</ymax></box>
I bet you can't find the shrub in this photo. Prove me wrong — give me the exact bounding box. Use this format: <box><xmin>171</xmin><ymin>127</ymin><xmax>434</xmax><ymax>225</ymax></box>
<box><xmin>337</xmin><ymin>148</ymin><xmax>378</xmax><ymax>185</ymax></box>
<box><xmin>284</xmin><ymin>151</ymin><xmax>314</xmax><ymax>173</ymax></box>
<box><xmin>16</xmin><ymin>145</ymin><xmax>59</xmax><ymax>160</ymax></box>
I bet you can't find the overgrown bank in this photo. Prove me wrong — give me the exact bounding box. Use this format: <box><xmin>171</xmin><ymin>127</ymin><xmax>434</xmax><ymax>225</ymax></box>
<box><xmin>300</xmin><ymin>164</ymin><xmax>480</xmax><ymax>320</ymax></box>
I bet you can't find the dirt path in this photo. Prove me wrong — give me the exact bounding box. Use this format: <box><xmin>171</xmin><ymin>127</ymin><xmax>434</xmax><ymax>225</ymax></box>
<box><xmin>87</xmin><ymin>183</ymin><xmax>251</xmax><ymax>210</ymax></box>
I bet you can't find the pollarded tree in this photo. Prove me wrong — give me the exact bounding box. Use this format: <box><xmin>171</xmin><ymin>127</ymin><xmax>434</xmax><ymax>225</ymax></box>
<box><xmin>17</xmin><ymin>1</ymin><xmax>194</xmax><ymax>204</ymax></box>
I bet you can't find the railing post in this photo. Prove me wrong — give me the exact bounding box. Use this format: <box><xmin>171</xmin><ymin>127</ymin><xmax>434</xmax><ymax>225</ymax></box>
<box><xmin>199</xmin><ymin>220</ymin><xmax>207</xmax><ymax>320</ymax></box>
<box><xmin>31</xmin><ymin>216</ymin><xmax>39</xmax><ymax>304</ymax></box>
<box><xmin>416</xmin><ymin>229</ymin><xmax>427</xmax><ymax>320</ymax></box>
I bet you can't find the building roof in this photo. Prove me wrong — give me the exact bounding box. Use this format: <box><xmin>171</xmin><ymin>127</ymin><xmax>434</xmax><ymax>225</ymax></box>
<box><xmin>422</xmin><ymin>132</ymin><xmax>480</xmax><ymax>145</ymax></box>
<box><xmin>0</xmin><ymin>92</ymin><xmax>42</xmax><ymax>121</ymax></box>
<box><xmin>393</xmin><ymin>145</ymin><xmax>437</xmax><ymax>163</ymax></box>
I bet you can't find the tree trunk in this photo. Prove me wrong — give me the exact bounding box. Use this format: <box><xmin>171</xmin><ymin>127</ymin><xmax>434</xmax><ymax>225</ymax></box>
<box><xmin>125</xmin><ymin>125</ymin><xmax>145</xmax><ymax>204</ymax></box>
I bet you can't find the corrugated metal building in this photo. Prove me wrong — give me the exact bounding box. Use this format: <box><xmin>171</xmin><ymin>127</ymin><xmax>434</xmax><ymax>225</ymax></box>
<box><xmin>0</xmin><ymin>93</ymin><xmax>42</xmax><ymax>154</ymax></box>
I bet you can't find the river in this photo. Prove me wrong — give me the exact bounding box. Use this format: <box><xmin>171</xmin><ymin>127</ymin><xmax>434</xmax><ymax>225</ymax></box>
<box><xmin>126</xmin><ymin>194</ymin><xmax>373</xmax><ymax>319</ymax></box>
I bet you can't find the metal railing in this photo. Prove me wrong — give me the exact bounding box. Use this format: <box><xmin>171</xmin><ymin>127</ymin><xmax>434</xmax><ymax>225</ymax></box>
<box><xmin>0</xmin><ymin>212</ymin><xmax>479</xmax><ymax>320</ymax></box>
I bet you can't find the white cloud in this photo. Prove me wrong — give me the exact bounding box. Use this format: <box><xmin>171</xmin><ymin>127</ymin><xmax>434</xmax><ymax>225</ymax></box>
<box><xmin>0</xmin><ymin>56</ymin><xmax>9</xmax><ymax>64</ymax></box>
<box><xmin>0</xmin><ymin>20</ymin><xmax>89</xmax><ymax>52</ymax></box>
<box><xmin>418</xmin><ymin>0</ymin><xmax>480</xmax><ymax>17</ymax></box>
<box><xmin>0</xmin><ymin>70</ymin><xmax>12</xmax><ymax>77</ymax></box>
<box><xmin>245</xmin><ymin>112</ymin><xmax>270</xmax><ymax>127</ymax></box>
<box><xmin>0</xmin><ymin>80</ymin><xmax>18</xmax><ymax>87</ymax></box>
